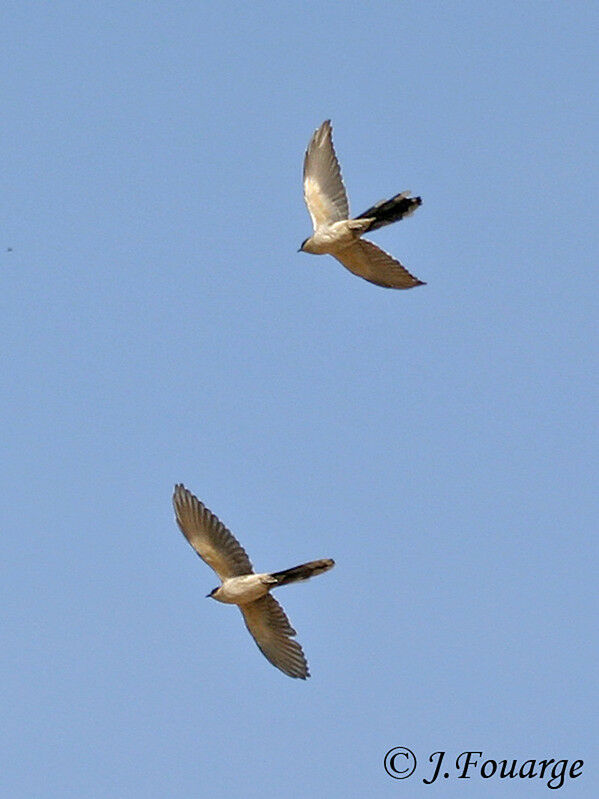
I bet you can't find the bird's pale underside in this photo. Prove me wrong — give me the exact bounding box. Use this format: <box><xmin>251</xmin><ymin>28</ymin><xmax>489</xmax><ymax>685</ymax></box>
<box><xmin>173</xmin><ymin>484</ymin><xmax>334</xmax><ymax>679</ymax></box>
<box><xmin>301</xmin><ymin>119</ymin><xmax>424</xmax><ymax>289</ymax></box>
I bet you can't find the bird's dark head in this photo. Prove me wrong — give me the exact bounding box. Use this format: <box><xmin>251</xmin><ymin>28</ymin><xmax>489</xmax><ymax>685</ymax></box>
<box><xmin>206</xmin><ymin>587</ymin><xmax>218</xmax><ymax>599</ymax></box>
<box><xmin>298</xmin><ymin>237</ymin><xmax>309</xmax><ymax>253</ymax></box>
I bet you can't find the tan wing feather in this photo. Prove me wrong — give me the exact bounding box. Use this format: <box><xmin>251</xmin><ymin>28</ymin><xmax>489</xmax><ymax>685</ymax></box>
<box><xmin>173</xmin><ymin>484</ymin><xmax>253</xmax><ymax>580</ymax></box>
<box><xmin>303</xmin><ymin>120</ymin><xmax>349</xmax><ymax>230</ymax></box>
<box><xmin>240</xmin><ymin>595</ymin><xmax>309</xmax><ymax>679</ymax></box>
<box><xmin>334</xmin><ymin>238</ymin><xmax>425</xmax><ymax>289</ymax></box>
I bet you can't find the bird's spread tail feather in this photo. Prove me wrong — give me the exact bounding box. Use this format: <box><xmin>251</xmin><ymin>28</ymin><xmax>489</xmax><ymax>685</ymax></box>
<box><xmin>355</xmin><ymin>192</ymin><xmax>422</xmax><ymax>233</ymax></box>
<box><xmin>271</xmin><ymin>558</ymin><xmax>335</xmax><ymax>587</ymax></box>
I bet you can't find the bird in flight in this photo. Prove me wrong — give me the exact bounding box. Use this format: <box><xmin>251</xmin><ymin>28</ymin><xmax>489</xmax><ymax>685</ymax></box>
<box><xmin>173</xmin><ymin>484</ymin><xmax>334</xmax><ymax>679</ymax></box>
<box><xmin>300</xmin><ymin>120</ymin><xmax>424</xmax><ymax>289</ymax></box>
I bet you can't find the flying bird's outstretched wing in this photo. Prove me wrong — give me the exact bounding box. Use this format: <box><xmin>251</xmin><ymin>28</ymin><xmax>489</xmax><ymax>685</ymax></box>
<box><xmin>334</xmin><ymin>238</ymin><xmax>425</xmax><ymax>290</ymax></box>
<box><xmin>303</xmin><ymin>119</ymin><xmax>349</xmax><ymax>230</ymax></box>
<box><xmin>173</xmin><ymin>484</ymin><xmax>253</xmax><ymax>579</ymax></box>
<box><xmin>240</xmin><ymin>594</ymin><xmax>309</xmax><ymax>679</ymax></box>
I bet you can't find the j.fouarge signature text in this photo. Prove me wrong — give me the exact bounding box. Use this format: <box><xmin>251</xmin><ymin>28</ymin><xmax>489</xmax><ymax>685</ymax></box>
<box><xmin>424</xmin><ymin>750</ymin><xmax>583</xmax><ymax>789</ymax></box>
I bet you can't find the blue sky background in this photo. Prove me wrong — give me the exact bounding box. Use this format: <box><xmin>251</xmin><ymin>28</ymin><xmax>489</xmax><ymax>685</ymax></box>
<box><xmin>2</xmin><ymin>2</ymin><xmax>597</xmax><ymax>796</ymax></box>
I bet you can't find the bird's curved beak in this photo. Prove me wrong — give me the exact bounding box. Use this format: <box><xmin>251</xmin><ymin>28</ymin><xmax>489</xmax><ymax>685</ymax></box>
<box><xmin>205</xmin><ymin>592</ymin><xmax>212</xmax><ymax>598</ymax></box>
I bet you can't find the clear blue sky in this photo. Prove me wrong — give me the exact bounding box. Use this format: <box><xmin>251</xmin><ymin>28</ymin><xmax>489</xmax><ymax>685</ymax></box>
<box><xmin>2</xmin><ymin>3</ymin><xmax>597</xmax><ymax>797</ymax></box>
